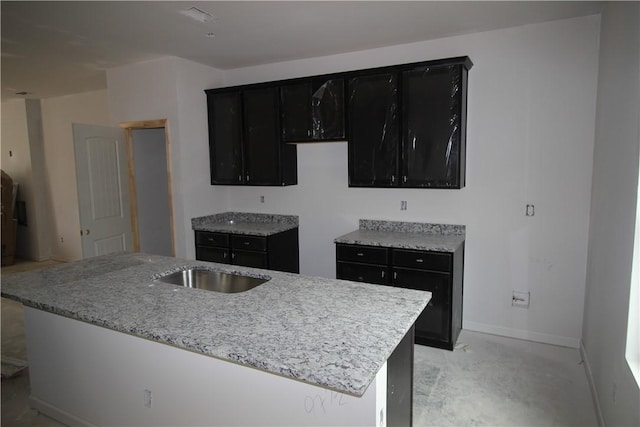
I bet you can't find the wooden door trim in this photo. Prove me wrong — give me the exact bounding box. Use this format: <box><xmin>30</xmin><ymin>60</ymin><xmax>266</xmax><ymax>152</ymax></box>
<box><xmin>119</xmin><ymin>119</ymin><xmax>176</xmax><ymax>256</ymax></box>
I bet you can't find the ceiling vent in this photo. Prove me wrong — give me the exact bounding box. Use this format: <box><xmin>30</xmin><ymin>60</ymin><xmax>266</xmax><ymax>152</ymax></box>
<box><xmin>179</xmin><ymin>7</ymin><xmax>213</xmax><ymax>23</ymax></box>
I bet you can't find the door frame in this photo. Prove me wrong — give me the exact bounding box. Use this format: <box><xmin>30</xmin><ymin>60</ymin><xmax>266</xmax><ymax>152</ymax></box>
<box><xmin>119</xmin><ymin>119</ymin><xmax>175</xmax><ymax>256</ymax></box>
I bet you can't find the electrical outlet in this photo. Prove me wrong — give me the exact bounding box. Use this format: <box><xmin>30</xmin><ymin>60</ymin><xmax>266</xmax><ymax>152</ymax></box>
<box><xmin>400</xmin><ymin>200</ymin><xmax>407</xmax><ymax>211</ymax></box>
<box><xmin>144</xmin><ymin>389</ymin><xmax>152</xmax><ymax>408</ymax></box>
<box><xmin>260</xmin><ymin>195</ymin><xmax>265</xmax><ymax>203</ymax></box>
<box><xmin>526</xmin><ymin>204</ymin><xmax>535</xmax><ymax>216</ymax></box>
<box><xmin>512</xmin><ymin>291</ymin><xmax>530</xmax><ymax>308</ymax></box>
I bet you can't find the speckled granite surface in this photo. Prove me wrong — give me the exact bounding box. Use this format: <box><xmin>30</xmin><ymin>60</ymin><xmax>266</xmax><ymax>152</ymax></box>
<box><xmin>192</xmin><ymin>212</ymin><xmax>298</xmax><ymax>236</ymax></box>
<box><xmin>335</xmin><ymin>220</ymin><xmax>465</xmax><ymax>252</ymax></box>
<box><xmin>1</xmin><ymin>252</ymin><xmax>429</xmax><ymax>397</ymax></box>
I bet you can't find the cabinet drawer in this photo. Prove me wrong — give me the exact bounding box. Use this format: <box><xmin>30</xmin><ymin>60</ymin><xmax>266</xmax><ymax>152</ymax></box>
<box><xmin>232</xmin><ymin>250</ymin><xmax>268</xmax><ymax>269</ymax></box>
<box><xmin>196</xmin><ymin>246</ymin><xmax>229</xmax><ymax>264</ymax></box>
<box><xmin>337</xmin><ymin>261</ymin><xmax>389</xmax><ymax>285</ymax></box>
<box><xmin>336</xmin><ymin>244</ymin><xmax>389</xmax><ymax>265</ymax></box>
<box><xmin>195</xmin><ymin>231</ymin><xmax>229</xmax><ymax>248</ymax></box>
<box><xmin>231</xmin><ymin>235</ymin><xmax>267</xmax><ymax>252</ymax></box>
<box><xmin>392</xmin><ymin>249</ymin><xmax>451</xmax><ymax>272</ymax></box>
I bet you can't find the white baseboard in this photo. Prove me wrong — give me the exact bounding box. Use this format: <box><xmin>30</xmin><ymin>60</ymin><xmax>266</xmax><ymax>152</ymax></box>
<box><xmin>580</xmin><ymin>341</ymin><xmax>605</xmax><ymax>427</ymax></box>
<box><xmin>29</xmin><ymin>396</ymin><xmax>95</xmax><ymax>427</ymax></box>
<box><xmin>463</xmin><ymin>320</ymin><xmax>581</xmax><ymax>348</ymax></box>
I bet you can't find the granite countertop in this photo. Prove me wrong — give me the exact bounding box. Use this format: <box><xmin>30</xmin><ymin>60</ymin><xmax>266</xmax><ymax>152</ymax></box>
<box><xmin>335</xmin><ymin>219</ymin><xmax>466</xmax><ymax>252</ymax></box>
<box><xmin>192</xmin><ymin>212</ymin><xmax>298</xmax><ymax>236</ymax></box>
<box><xmin>1</xmin><ymin>252</ymin><xmax>429</xmax><ymax>397</ymax></box>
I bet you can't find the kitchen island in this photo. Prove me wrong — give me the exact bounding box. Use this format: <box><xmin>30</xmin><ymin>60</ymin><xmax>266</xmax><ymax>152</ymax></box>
<box><xmin>1</xmin><ymin>253</ymin><xmax>430</xmax><ymax>426</ymax></box>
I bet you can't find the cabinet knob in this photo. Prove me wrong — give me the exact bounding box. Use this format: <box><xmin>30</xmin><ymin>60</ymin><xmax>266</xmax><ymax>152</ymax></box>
<box><xmin>244</xmin><ymin>241</ymin><xmax>250</xmax><ymax>246</ymax></box>
<box><xmin>416</xmin><ymin>258</ymin><xmax>424</xmax><ymax>263</ymax></box>
<box><xmin>358</xmin><ymin>276</ymin><xmax>364</xmax><ymax>281</ymax></box>
<box><xmin>356</xmin><ymin>252</ymin><xmax>364</xmax><ymax>257</ymax></box>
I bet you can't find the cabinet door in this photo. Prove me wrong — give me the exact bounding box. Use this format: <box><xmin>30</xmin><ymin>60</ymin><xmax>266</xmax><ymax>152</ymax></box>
<box><xmin>196</xmin><ymin>246</ymin><xmax>229</xmax><ymax>264</ymax></box>
<box><xmin>281</xmin><ymin>83</ymin><xmax>312</xmax><ymax>141</ymax></box>
<box><xmin>207</xmin><ymin>91</ymin><xmax>244</xmax><ymax>184</ymax></box>
<box><xmin>232</xmin><ymin>250</ymin><xmax>268</xmax><ymax>269</ymax></box>
<box><xmin>402</xmin><ymin>65</ymin><xmax>464</xmax><ymax>188</ymax></box>
<box><xmin>281</xmin><ymin>79</ymin><xmax>345</xmax><ymax>142</ymax></box>
<box><xmin>348</xmin><ymin>72</ymin><xmax>400</xmax><ymax>187</ymax></box>
<box><xmin>337</xmin><ymin>261</ymin><xmax>389</xmax><ymax>285</ymax></box>
<box><xmin>311</xmin><ymin>78</ymin><xmax>345</xmax><ymax>140</ymax></box>
<box><xmin>392</xmin><ymin>267</ymin><xmax>451</xmax><ymax>343</ymax></box>
<box><xmin>243</xmin><ymin>87</ymin><xmax>282</xmax><ymax>185</ymax></box>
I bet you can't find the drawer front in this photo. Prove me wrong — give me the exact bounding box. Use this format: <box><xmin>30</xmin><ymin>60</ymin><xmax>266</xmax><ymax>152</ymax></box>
<box><xmin>337</xmin><ymin>261</ymin><xmax>389</xmax><ymax>285</ymax></box>
<box><xmin>231</xmin><ymin>235</ymin><xmax>268</xmax><ymax>252</ymax></box>
<box><xmin>195</xmin><ymin>231</ymin><xmax>229</xmax><ymax>248</ymax></box>
<box><xmin>336</xmin><ymin>244</ymin><xmax>389</xmax><ymax>265</ymax></box>
<box><xmin>196</xmin><ymin>246</ymin><xmax>229</xmax><ymax>264</ymax></box>
<box><xmin>392</xmin><ymin>249</ymin><xmax>451</xmax><ymax>272</ymax></box>
<box><xmin>392</xmin><ymin>267</ymin><xmax>451</xmax><ymax>343</ymax></box>
<box><xmin>232</xmin><ymin>250</ymin><xmax>268</xmax><ymax>269</ymax></box>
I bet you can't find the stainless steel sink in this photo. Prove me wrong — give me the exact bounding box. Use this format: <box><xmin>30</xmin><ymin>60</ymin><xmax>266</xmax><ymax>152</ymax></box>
<box><xmin>157</xmin><ymin>269</ymin><xmax>268</xmax><ymax>293</ymax></box>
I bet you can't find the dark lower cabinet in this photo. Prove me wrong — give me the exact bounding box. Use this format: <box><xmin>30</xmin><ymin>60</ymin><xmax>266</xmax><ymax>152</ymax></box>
<box><xmin>387</xmin><ymin>325</ymin><xmax>414</xmax><ymax>427</ymax></box>
<box><xmin>196</xmin><ymin>228</ymin><xmax>299</xmax><ymax>273</ymax></box>
<box><xmin>336</xmin><ymin>243</ymin><xmax>464</xmax><ymax>350</ymax></box>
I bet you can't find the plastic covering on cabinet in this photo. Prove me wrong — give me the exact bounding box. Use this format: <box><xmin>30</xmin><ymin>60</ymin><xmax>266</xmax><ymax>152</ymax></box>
<box><xmin>348</xmin><ymin>73</ymin><xmax>400</xmax><ymax>186</ymax></box>
<box><xmin>403</xmin><ymin>65</ymin><xmax>463</xmax><ymax>187</ymax></box>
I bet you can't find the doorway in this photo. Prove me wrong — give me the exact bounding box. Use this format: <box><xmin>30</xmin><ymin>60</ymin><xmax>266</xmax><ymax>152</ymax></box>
<box><xmin>121</xmin><ymin>120</ymin><xmax>175</xmax><ymax>257</ymax></box>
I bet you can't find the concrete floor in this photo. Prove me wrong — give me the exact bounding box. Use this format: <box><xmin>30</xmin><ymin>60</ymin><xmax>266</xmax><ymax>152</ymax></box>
<box><xmin>1</xmin><ymin>260</ymin><xmax>598</xmax><ymax>426</ymax></box>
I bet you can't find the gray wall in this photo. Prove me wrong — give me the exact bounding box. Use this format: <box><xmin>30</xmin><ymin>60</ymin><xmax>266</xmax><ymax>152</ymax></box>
<box><xmin>583</xmin><ymin>2</ymin><xmax>640</xmax><ymax>426</ymax></box>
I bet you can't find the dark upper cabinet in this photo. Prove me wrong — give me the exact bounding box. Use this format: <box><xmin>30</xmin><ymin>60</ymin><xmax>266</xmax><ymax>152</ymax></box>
<box><xmin>206</xmin><ymin>87</ymin><xmax>297</xmax><ymax>186</ymax></box>
<box><xmin>208</xmin><ymin>91</ymin><xmax>244</xmax><ymax>184</ymax></box>
<box><xmin>347</xmin><ymin>72</ymin><xmax>400</xmax><ymax>186</ymax></box>
<box><xmin>280</xmin><ymin>78</ymin><xmax>345</xmax><ymax>142</ymax></box>
<box><xmin>347</xmin><ymin>57</ymin><xmax>471</xmax><ymax>189</ymax></box>
<box><xmin>402</xmin><ymin>64</ymin><xmax>467</xmax><ymax>188</ymax></box>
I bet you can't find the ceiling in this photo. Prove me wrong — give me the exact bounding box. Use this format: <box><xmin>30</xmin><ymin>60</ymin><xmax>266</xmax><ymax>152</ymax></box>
<box><xmin>1</xmin><ymin>1</ymin><xmax>604</xmax><ymax>101</ymax></box>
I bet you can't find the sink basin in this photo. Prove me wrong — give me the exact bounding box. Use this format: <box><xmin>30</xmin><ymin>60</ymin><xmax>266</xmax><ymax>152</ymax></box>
<box><xmin>157</xmin><ymin>269</ymin><xmax>268</xmax><ymax>293</ymax></box>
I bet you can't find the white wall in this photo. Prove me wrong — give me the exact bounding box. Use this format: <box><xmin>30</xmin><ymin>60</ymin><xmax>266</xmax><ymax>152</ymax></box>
<box><xmin>40</xmin><ymin>90</ymin><xmax>111</xmax><ymax>261</ymax></box>
<box><xmin>105</xmin><ymin>16</ymin><xmax>601</xmax><ymax>348</ymax></box>
<box><xmin>209</xmin><ymin>15</ymin><xmax>600</xmax><ymax>348</ymax></box>
<box><xmin>107</xmin><ymin>57</ymin><xmax>225</xmax><ymax>259</ymax></box>
<box><xmin>582</xmin><ymin>2</ymin><xmax>640</xmax><ymax>426</ymax></box>
<box><xmin>1</xmin><ymin>99</ymin><xmax>50</xmax><ymax>260</ymax></box>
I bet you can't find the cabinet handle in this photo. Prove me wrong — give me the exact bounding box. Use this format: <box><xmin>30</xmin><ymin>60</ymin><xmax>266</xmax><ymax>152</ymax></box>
<box><xmin>223</xmin><ymin>253</ymin><xmax>227</xmax><ymax>259</ymax></box>
<box><xmin>244</xmin><ymin>241</ymin><xmax>250</xmax><ymax>246</ymax></box>
<box><xmin>391</xmin><ymin>175</ymin><xmax>395</xmax><ymax>183</ymax></box>
<box><xmin>393</xmin><ymin>272</ymin><xmax>397</xmax><ymax>280</ymax></box>
<box><xmin>356</xmin><ymin>252</ymin><xmax>364</xmax><ymax>257</ymax></box>
<box><xmin>238</xmin><ymin>175</ymin><xmax>242</xmax><ymax>182</ymax></box>
<box><xmin>246</xmin><ymin>175</ymin><xmax>250</xmax><ymax>182</ymax></box>
<box><xmin>416</xmin><ymin>258</ymin><xmax>424</xmax><ymax>263</ymax></box>
<box><xmin>381</xmin><ymin>270</ymin><xmax>385</xmax><ymax>278</ymax></box>
<box><xmin>403</xmin><ymin>176</ymin><xmax>407</xmax><ymax>183</ymax></box>
<box><xmin>232</xmin><ymin>253</ymin><xmax>236</xmax><ymax>259</ymax></box>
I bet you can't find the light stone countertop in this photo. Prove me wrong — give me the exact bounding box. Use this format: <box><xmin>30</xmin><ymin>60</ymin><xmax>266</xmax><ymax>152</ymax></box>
<box><xmin>1</xmin><ymin>252</ymin><xmax>429</xmax><ymax>397</ymax></box>
<box><xmin>192</xmin><ymin>212</ymin><xmax>298</xmax><ymax>236</ymax></box>
<box><xmin>335</xmin><ymin>219</ymin><xmax>466</xmax><ymax>252</ymax></box>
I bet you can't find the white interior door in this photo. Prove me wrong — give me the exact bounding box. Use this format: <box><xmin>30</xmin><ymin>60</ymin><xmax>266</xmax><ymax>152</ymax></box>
<box><xmin>73</xmin><ymin>123</ymin><xmax>132</xmax><ymax>258</ymax></box>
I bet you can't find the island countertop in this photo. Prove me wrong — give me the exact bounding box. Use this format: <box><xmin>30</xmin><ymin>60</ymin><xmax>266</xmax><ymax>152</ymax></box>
<box><xmin>1</xmin><ymin>252</ymin><xmax>429</xmax><ymax>397</ymax></box>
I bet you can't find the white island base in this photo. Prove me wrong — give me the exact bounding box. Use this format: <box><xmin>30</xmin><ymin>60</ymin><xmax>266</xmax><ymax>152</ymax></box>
<box><xmin>24</xmin><ymin>308</ymin><xmax>390</xmax><ymax>427</ymax></box>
